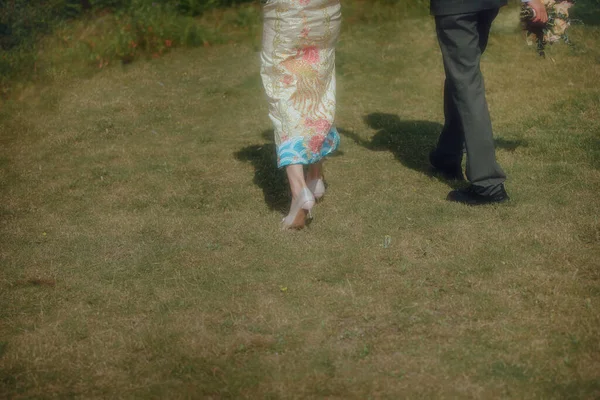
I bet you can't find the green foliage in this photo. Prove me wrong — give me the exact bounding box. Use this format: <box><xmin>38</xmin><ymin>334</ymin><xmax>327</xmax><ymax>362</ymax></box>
<box><xmin>0</xmin><ymin>0</ymin><xmax>229</xmax><ymax>93</ymax></box>
<box><xmin>0</xmin><ymin>0</ymin><xmax>431</xmax><ymax>96</ymax></box>
<box><xmin>79</xmin><ymin>1</ymin><xmax>216</xmax><ymax>67</ymax></box>
<box><xmin>571</xmin><ymin>0</ymin><xmax>600</xmax><ymax>25</ymax></box>
<box><xmin>176</xmin><ymin>0</ymin><xmax>255</xmax><ymax>16</ymax></box>
<box><xmin>0</xmin><ymin>1</ymin><xmax>54</xmax><ymax>92</ymax></box>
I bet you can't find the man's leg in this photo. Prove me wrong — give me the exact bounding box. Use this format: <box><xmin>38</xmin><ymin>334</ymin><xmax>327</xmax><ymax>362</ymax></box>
<box><xmin>435</xmin><ymin>9</ymin><xmax>506</xmax><ymax>196</ymax></box>
<box><xmin>431</xmin><ymin>78</ymin><xmax>464</xmax><ymax>169</ymax></box>
<box><xmin>431</xmin><ymin>8</ymin><xmax>498</xmax><ymax>175</ymax></box>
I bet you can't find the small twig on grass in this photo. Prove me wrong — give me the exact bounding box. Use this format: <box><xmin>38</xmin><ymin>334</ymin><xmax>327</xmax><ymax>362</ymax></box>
<box><xmin>346</xmin><ymin>277</ymin><xmax>356</xmax><ymax>302</ymax></box>
<box><xmin>13</xmin><ymin>277</ymin><xmax>56</xmax><ymax>288</ymax></box>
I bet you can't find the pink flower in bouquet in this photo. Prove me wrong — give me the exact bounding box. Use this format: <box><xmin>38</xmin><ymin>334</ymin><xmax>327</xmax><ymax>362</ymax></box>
<box><xmin>554</xmin><ymin>1</ymin><xmax>573</xmax><ymax>17</ymax></box>
<box><xmin>552</xmin><ymin>18</ymin><xmax>569</xmax><ymax>36</ymax></box>
<box><xmin>545</xmin><ymin>33</ymin><xmax>561</xmax><ymax>43</ymax></box>
<box><xmin>521</xmin><ymin>0</ymin><xmax>575</xmax><ymax>56</ymax></box>
<box><xmin>308</xmin><ymin>134</ymin><xmax>326</xmax><ymax>154</ymax></box>
<box><xmin>301</xmin><ymin>46</ymin><xmax>320</xmax><ymax>65</ymax></box>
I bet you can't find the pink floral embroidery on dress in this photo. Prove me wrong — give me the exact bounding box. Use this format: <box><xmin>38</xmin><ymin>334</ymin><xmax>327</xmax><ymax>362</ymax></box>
<box><xmin>301</xmin><ymin>46</ymin><xmax>320</xmax><ymax>65</ymax></box>
<box><xmin>308</xmin><ymin>134</ymin><xmax>326</xmax><ymax>154</ymax></box>
<box><xmin>305</xmin><ymin>118</ymin><xmax>331</xmax><ymax>134</ymax></box>
<box><xmin>282</xmin><ymin>75</ymin><xmax>293</xmax><ymax>85</ymax></box>
<box><xmin>260</xmin><ymin>0</ymin><xmax>341</xmax><ymax>168</ymax></box>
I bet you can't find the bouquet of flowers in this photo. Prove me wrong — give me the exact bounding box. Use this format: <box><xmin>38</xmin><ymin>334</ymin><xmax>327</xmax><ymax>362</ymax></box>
<box><xmin>521</xmin><ymin>0</ymin><xmax>575</xmax><ymax>57</ymax></box>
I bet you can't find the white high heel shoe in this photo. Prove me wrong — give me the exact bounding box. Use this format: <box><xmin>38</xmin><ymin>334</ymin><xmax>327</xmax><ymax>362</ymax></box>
<box><xmin>307</xmin><ymin>178</ymin><xmax>325</xmax><ymax>199</ymax></box>
<box><xmin>282</xmin><ymin>187</ymin><xmax>315</xmax><ymax>230</ymax></box>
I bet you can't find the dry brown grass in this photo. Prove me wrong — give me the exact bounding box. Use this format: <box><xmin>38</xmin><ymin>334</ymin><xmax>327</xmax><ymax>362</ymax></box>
<box><xmin>1</xmin><ymin>4</ymin><xmax>599</xmax><ymax>399</ymax></box>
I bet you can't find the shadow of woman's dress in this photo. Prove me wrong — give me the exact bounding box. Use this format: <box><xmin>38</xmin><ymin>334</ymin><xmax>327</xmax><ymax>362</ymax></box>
<box><xmin>234</xmin><ymin>130</ymin><xmax>289</xmax><ymax>212</ymax></box>
<box><xmin>235</xmin><ymin>129</ymin><xmax>346</xmax><ymax>212</ymax></box>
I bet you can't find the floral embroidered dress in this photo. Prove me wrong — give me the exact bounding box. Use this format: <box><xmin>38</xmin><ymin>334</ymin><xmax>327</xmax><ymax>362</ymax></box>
<box><xmin>261</xmin><ymin>0</ymin><xmax>341</xmax><ymax>168</ymax></box>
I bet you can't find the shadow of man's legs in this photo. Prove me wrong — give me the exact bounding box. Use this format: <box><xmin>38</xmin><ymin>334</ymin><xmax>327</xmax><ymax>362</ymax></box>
<box><xmin>340</xmin><ymin>113</ymin><xmax>462</xmax><ymax>185</ymax></box>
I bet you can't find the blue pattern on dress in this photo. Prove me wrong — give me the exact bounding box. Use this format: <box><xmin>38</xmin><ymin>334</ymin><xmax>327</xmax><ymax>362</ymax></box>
<box><xmin>277</xmin><ymin>127</ymin><xmax>340</xmax><ymax>168</ymax></box>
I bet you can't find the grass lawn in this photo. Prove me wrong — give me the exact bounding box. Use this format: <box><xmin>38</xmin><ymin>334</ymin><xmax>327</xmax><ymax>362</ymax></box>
<box><xmin>1</xmin><ymin>4</ymin><xmax>599</xmax><ymax>398</ymax></box>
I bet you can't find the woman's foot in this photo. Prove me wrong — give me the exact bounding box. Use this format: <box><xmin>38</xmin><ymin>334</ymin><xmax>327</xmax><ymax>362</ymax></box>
<box><xmin>282</xmin><ymin>187</ymin><xmax>315</xmax><ymax>229</ymax></box>
<box><xmin>307</xmin><ymin>178</ymin><xmax>325</xmax><ymax>199</ymax></box>
<box><xmin>307</xmin><ymin>162</ymin><xmax>325</xmax><ymax>199</ymax></box>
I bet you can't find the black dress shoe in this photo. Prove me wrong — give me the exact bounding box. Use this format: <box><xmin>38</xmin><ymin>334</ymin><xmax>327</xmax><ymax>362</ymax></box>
<box><xmin>447</xmin><ymin>185</ymin><xmax>510</xmax><ymax>205</ymax></box>
<box><xmin>429</xmin><ymin>151</ymin><xmax>464</xmax><ymax>181</ymax></box>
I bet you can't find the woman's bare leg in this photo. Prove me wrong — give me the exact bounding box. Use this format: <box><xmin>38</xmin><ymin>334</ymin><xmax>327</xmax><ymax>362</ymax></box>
<box><xmin>307</xmin><ymin>161</ymin><xmax>323</xmax><ymax>182</ymax></box>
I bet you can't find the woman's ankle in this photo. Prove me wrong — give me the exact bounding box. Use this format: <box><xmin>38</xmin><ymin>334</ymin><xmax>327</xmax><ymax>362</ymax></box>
<box><xmin>307</xmin><ymin>163</ymin><xmax>322</xmax><ymax>181</ymax></box>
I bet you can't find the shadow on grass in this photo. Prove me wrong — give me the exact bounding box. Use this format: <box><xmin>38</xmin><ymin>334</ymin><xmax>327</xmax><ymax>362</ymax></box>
<box><xmin>341</xmin><ymin>113</ymin><xmax>526</xmax><ymax>187</ymax></box>
<box><xmin>235</xmin><ymin>130</ymin><xmax>289</xmax><ymax>212</ymax></box>
<box><xmin>340</xmin><ymin>113</ymin><xmax>462</xmax><ymax>187</ymax></box>
<box><xmin>235</xmin><ymin>130</ymin><xmax>346</xmax><ymax>212</ymax></box>
<box><xmin>495</xmin><ymin>137</ymin><xmax>528</xmax><ymax>152</ymax></box>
